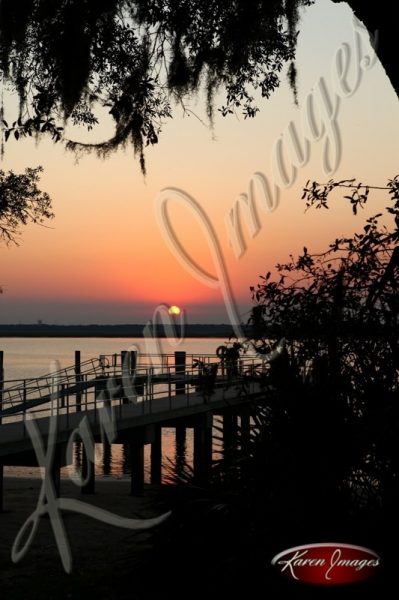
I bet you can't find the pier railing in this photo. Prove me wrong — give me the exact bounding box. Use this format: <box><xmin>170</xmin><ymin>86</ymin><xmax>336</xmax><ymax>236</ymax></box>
<box><xmin>0</xmin><ymin>353</ymin><xmax>268</xmax><ymax>425</ymax></box>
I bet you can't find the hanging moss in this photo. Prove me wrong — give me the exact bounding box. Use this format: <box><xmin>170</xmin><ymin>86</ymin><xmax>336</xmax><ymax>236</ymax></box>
<box><xmin>0</xmin><ymin>0</ymin><xmax>314</xmax><ymax>173</ymax></box>
<box><xmin>287</xmin><ymin>60</ymin><xmax>298</xmax><ymax>105</ymax></box>
<box><xmin>284</xmin><ymin>0</ymin><xmax>301</xmax><ymax>103</ymax></box>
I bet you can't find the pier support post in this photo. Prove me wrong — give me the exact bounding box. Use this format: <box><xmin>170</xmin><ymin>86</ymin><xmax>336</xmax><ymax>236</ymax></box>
<box><xmin>223</xmin><ymin>412</ymin><xmax>238</xmax><ymax>458</ymax></box>
<box><xmin>120</xmin><ymin>350</ymin><xmax>138</xmax><ymax>403</ymax></box>
<box><xmin>0</xmin><ymin>351</ymin><xmax>3</xmax><ymax>512</ymax></box>
<box><xmin>81</xmin><ymin>445</ymin><xmax>95</xmax><ymax>495</ymax></box>
<box><xmin>175</xmin><ymin>425</ymin><xmax>186</xmax><ymax>447</ymax></box>
<box><xmin>150</xmin><ymin>425</ymin><xmax>162</xmax><ymax>485</ymax></box>
<box><xmin>130</xmin><ymin>441</ymin><xmax>144</xmax><ymax>495</ymax></box>
<box><xmin>121</xmin><ymin>351</ymin><xmax>131</xmax><ymax>404</ymax></box>
<box><xmin>130</xmin><ymin>351</ymin><xmax>137</xmax><ymax>375</ymax></box>
<box><xmin>240</xmin><ymin>411</ymin><xmax>251</xmax><ymax>455</ymax></box>
<box><xmin>95</xmin><ymin>377</ymin><xmax>108</xmax><ymax>403</ymax></box>
<box><xmin>75</xmin><ymin>351</ymin><xmax>82</xmax><ymax>412</ymax></box>
<box><xmin>174</xmin><ymin>351</ymin><xmax>186</xmax><ymax>396</ymax></box>
<box><xmin>193</xmin><ymin>413</ymin><xmax>213</xmax><ymax>483</ymax></box>
<box><xmin>121</xmin><ymin>350</ymin><xmax>127</xmax><ymax>367</ymax></box>
<box><xmin>175</xmin><ymin>425</ymin><xmax>187</xmax><ymax>479</ymax></box>
<box><xmin>0</xmin><ymin>464</ymin><xmax>3</xmax><ymax>513</ymax></box>
<box><xmin>102</xmin><ymin>438</ymin><xmax>112</xmax><ymax>476</ymax></box>
<box><xmin>0</xmin><ymin>349</ymin><xmax>3</xmax><ymax>420</ymax></box>
<box><xmin>121</xmin><ymin>351</ymin><xmax>126</xmax><ymax>404</ymax></box>
<box><xmin>49</xmin><ymin>445</ymin><xmax>61</xmax><ymax>498</ymax></box>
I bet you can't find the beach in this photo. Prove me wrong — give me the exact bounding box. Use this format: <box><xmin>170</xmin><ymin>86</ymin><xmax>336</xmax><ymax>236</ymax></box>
<box><xmin>0</xmin><ymin>476</ymin><xmax>168</xmax><ymax>599</ymax></box>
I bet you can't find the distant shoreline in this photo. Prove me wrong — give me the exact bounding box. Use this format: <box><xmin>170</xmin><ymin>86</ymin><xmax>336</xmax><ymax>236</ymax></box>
<box><xmin>0</xmin><ymin>324</ymin><xmax>246</xmax><ymax>338</ymax></box>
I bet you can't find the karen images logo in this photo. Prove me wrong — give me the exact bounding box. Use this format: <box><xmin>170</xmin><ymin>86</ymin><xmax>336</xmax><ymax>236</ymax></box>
<box><xmin>271</xmin><ymin>543</ymin><xmax>381</xmax><ymax>585</ymax></box>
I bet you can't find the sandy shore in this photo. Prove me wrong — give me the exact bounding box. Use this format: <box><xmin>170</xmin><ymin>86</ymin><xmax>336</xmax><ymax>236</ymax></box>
<box><xmin>0</xmin><ymin>476</ymin><xmax>169</xmax><ymax>599</ymax></box>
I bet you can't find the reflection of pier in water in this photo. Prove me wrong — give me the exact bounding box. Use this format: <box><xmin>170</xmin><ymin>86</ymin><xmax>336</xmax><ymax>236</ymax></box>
<box><xmin>71</xmin><ymin>431</ymin><xmax>193</xmax><ymax>481</ymax></box>
<box><xmin>0</xmin><ymin>350</ymin><xmax>270</xmax><ymax>508</ymax></box>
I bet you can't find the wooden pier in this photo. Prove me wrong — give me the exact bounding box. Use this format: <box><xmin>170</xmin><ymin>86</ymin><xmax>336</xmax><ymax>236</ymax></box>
<box><xmin>0</xmin><ymin>350</ymin><xmax>271</xmax><ymax>509</ymax></box>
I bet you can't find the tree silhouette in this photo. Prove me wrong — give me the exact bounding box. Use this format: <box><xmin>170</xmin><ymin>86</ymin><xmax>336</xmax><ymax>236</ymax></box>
<box><xmin>0</xmin><ymin>166</ymin><xmax>53</xmax><ymax>244</ymax></box>
<box><xmin>332</xmin><ymin>1</ymin><xmax>398</xmax><ymax>100</ymax></box>
<box><xmin>247</xmin><ymin>176</ymin><xmax>399</xmax><ymax>531</ymax></box>
<box><xmin>2</xmin><ymin>0</ymin><xmax>393</xmax><ymax>174</ymax></box>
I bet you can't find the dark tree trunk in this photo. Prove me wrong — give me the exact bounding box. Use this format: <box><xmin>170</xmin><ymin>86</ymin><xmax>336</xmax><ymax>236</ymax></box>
<box><xmin>331</xmin><ymin>1</ymin><xmax>399</xmax><ymax>98</ymax></box>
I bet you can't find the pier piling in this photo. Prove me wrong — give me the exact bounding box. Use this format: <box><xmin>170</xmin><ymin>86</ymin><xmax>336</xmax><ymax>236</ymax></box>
<box><xmin>175</xmin><ymin>425</ymin><xmax>186</xmax><ymax>447</ymax></box>
<box><xmin>174</xmin><ymin>351</ymin><xmax>186</xmax><ymax>396</ymax></box>
<box><xmin>150</xmin><ymin>425</ymin><xmax>162</xmax><ymax>485</ymax></box>
<box><xmin>50</xmin><ymin>444</ymin><xmax>61</xmax><ymax>498</ymax></box>
<box><xmin>130</xmin><ymin>436</ymin><xmax>145</xmax><ymax>495</ymax></box>
<box><xmin>75</xmin><ymin>351</ymin><xmax>82</xmax><ymax>412</ymax></box>
<box><xmin>193</xmin><ymin>413</ymin><xmax>213</xmax><ymax>483</ymax></box>
<box><xmin>0</xmin><ymin>351</ymin><xmax>4</xmax><ymax>512</ymax></box>
<box><xmin>0</xmin><ymin>348</ymin><xmax>265</xmax><ymax>504</ymax></box>
<box><xmin>223</xmin><ymin>413</ymin><xmax>238</xmax><ymax>450</ymax></box>
<box><xmin>240</xmin><ymin>410</ymin><xmax>251</xmax><ymax>455</ymax></box>
<box><xmin>81</xmin><ymin>445</ymin><xmax>95</xmax><ymax>494</ymax></box>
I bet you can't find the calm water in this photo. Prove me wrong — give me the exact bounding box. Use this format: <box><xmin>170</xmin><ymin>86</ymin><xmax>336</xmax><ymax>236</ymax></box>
<box><xmin>0</xmin><ymin>337</ymin><xmax>225</xmax><ymax>480</ymax></box>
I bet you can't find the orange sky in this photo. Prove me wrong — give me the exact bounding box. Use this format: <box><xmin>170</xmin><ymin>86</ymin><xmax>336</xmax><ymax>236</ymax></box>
<box><xmin>1</xmin><ymin>0</ymin><xmax>398</xmax><ymax>325</ymax></box>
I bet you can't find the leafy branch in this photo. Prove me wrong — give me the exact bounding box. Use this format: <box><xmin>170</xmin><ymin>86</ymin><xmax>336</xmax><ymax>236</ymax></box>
<box><xmin>302</xmin><ymin>176</ymin><xmax>399</xmax><ymax>217</ymax></box>
<box><xmin>0</xmin><ymin>0</ymin><xmax>314</xmax><ymax>173</ymax></box>
<box><xmin>0</xmin><ymin>166</ymin><xmax>54</xmax><ymax>245</ymax></box>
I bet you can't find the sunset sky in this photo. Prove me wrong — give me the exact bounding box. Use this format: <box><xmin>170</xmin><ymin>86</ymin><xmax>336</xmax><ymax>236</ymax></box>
<box><xmin>1</xmin><ymin>0</ymin><xmax>398</xmax><ymax>325</ymax></box>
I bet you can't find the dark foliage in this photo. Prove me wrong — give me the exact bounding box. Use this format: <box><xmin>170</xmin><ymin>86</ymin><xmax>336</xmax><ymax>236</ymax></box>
<box><xmin>0</xmin><ymin>0</ymin><xmax>314</xmax><ymax>172</ymax></box>
<box><xmin>0</xmin><ymin>165</ymin><xmax>53</xmax><ymax>244</ymax></box>
<box><xmin>145</xmin><ymin>178</ymin><xmax>399</xmax><ymax>598</ymax></box>
<box><xmin>246</xmin><ymin>176</ymin><xmax>399</xmax><ymax>549</ymax></box>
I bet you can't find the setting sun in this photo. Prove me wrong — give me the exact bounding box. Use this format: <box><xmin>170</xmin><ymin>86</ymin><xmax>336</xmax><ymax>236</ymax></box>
<box><xmin>168</xmin><ymin>305</ymin><xmax>181</xmax><ymax>316</ymax></box>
